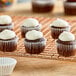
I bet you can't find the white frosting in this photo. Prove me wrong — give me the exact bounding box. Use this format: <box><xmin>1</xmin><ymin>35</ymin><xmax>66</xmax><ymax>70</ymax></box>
<box><xmin>51</xmin><ymin>18</ymin><xmax>69</xmax><ymax>27</ymax></box>
<box><xmin>33</xmin><ymin>0</ymin><xmax>56</xmax><ymax>5</ymax></box>
<box><xmin>22</xmin><ymin>18</ymin><xmax>39</xmax><ymax>27</ymax></box>
<box><xmin>59</xmin><ymin>31</ymin><xmax>75</xmax><ymax>41</ymax></box>
<box><xmin>26</xmin><ymin>30</ymin><xmax>43</xmax><ymax>40</ymax></box>
<box><xmin>0</xmin><ymin>15</ymin><xmax>12</xmax><ymax>24</ymax></box>
<box><xmin>64</xmin><ymin>1</ymin><xmax>76</xmax><ymax>7</ymax></box>
<box><xmin>0</xmin><ymin>30</ymin><xmax>16</xmax><ymax>40</ymax></box>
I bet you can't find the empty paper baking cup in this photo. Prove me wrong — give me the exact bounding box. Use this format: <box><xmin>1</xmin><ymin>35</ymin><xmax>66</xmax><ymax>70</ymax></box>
<box><xmin>0</xmin><ymin>57</ymin><xmax>17</xmax><ymax>76</ymax></box>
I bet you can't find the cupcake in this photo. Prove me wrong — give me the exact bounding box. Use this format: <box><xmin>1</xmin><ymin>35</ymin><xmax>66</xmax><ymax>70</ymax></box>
<box><xmin>0</xmin><ymin>57</ymin><xmax>17</xmax><ymax>76</ymax></box>
<box><xmin>50</xmin><ymin>18</ymin><xmax>71</xmax><ymax>39</ymax></box>
<box><xmin>0</xmin><ymin>30</ymin><xmax>19</xmax><ymax>52</ymax></box>
<box><xmin>32</xmin><ymin>0</ymin><xmax>55</xmax><ymax>13</ymax></box>
<box><xmin>24</xmin><ymin>30</ymin><xmax>46</xmax><ymax>54</ymax></box>
<box><xmin>64</xmin><ymin>0</ymin><xmax>76</xmax><ymax>15</ymax></box>
<box><xmin>0</xmin><ymin>15</ymin><xmax>14</xmax><ymax>32</ymax></box>
<box><xmin>21</xmin><ymin>18</ymin><xmax>41</xmax><ymax>38</ymax></box>
<box><xmin>56</xmin><ymin>31</ymin><xmax>76</xmax><ymax>57</ymax></box>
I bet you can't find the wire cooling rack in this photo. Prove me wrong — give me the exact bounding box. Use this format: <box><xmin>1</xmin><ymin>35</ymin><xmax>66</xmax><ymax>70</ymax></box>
<box><xmin>0</xmin><ymin>16</ymin><xmax>76</xmax><ymax>62</ymax></box>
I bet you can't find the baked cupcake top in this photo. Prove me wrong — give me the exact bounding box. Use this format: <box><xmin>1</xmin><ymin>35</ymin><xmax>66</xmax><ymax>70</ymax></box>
<box><xmin>22</xmin><ymin>18</ymin><xmax>40</xmax><ymax>27</ymax></box>
<box><xmin>26</xmin><ymin>30</ymin><xmax>43</xmax><ymax>40</ymax></box>
<box><xmin>59</xmin><ymin>31</ymin><xmax>75</xmax><ymax>41</ymax></box>
<box><xmin>0</xmin><ymin>30</ymin><xmax>16</xmax><ymax>40</ymax></box>
<box><xmin>0</xmin><ymin>15</ymin><xmax>12</xmax><ymax>24</ymax></box>
<box><xmin>50</xmin><ymin>18</ymin><xmax>69</xmax><ymax>27</ymax></box>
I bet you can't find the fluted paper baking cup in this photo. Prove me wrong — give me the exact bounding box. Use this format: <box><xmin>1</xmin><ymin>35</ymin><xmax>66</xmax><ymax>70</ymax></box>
<box><xmin>21</xmin><ymin>24</ymin><xmax>41</xmax><ymax>37</ymax></box>
<box><xmin>24</xmin><ymin>38</ymin><xmax>46</xmax><ymax>54</ymax></box>
<box><xmin>0</xmin><ymin>36</ymin><xmax>19</xmax><ymax>52</ymax></box>
<box><xmin>0</xmin><ymin>57</ymin><xmax>17</xmax><ymax>76</ymax></box>
<box><xmin>0</xmin><ymin>23</ymin><xmax>14</xmax><ymax>32</ymax></box>
<box><xmin>50</xmin><ymin>26</ymin><xmax>71</xmax><ymax>39</ymax></box>
<box><xmin>56</xmin><ymin>42</ymin><xmax>76</xmax><ymax>57</ymax></box>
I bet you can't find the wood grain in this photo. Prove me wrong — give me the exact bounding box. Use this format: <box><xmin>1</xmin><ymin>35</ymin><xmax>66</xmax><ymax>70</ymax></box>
<box><xmin>0</xmin><ymin>55</ymin><xmax>76</xmax><ymax>76</ymax></box>
<box><xmin>13</xmin><ymin>57</ymin><xmax>76</xmax><ymax>76</ymax></box>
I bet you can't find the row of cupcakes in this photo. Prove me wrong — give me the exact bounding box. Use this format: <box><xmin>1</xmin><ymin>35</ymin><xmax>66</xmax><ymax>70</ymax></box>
<box><xmin>0</xmin><ymin>15</ymin><xmax>17</xmax><ymax>75</ymax></box>
<box><xmin>0</xmin><ymin>15</ymin><xmax>76</xmax><ymax>57</ymax></box>
<box><xmin>20</xmin><ymin>18</ymin><xmax>46</xmax><ymax>54</ymax></box>
<box><xmin>0</xmin><ymin>15</ymin><xmax>18</xmax><ymax>52</ymax></box>
<box><xmin>0</xmin><ymin>15</ymin><xmax>45</xmax><ymax>53</ymax></box>
<box><xmin>50</xmin><ymin>18</ymin><xmax>76</xmax><ymax>57</ymax></box>
<box><xmin>20</xmin><ymin>17</ymin><xmax>76</xmax><ymax>57</ymax></box>
<box><xmin>0</xmin><ymin>15</ymin><xmax>44</xmax><ymax>76</ymax></box>
<box><xmin>0</xmin><ymin>14</ymin><xmax>17</xmax><ymax>76</ymax></box>
<box><xmin>0</xmin><ymin>16</ymin><xmax>75</xmax><ymax>76</ymax></box>
<box><xmin>32</xmin><ymin>0</ymin><xmax>76</xmax><ymax>15</ymax></box>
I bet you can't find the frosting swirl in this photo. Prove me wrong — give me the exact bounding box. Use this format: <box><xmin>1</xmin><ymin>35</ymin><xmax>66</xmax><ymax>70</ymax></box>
<box><xmin>0</xmin><ymin>15</ymin><xmax>12</xmax><ymax>24</ymax></box>
<box><xmin>59</xmin><ymin>31</ymin><xmax>75</xmax><ymax>41</ymax></box>
<box><xmin>0</xmin><ymin>30</ymin><xmax>16</xmax><ymax>40</ymax></box>
<box><xmin>51</xmin><ymin>18</ymin><xmax>69</xmax><ymax>27</ymax></box>
<box><xmin>22</xmin><ymin>18</ymin><xmax>39</xmax><ymax>27</ymax></box>
<box><xmin>26</xmin><ymin>30</ymin><xmax>43</xmax><ymax>40</ymax></box>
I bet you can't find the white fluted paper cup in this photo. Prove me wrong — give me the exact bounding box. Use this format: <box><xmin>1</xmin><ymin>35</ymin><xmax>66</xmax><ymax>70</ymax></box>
<box><xmin>50</xmin><ymin>26</ymin><xmax>71</xmax><ymax>39</ymax></box>
<box><xmin>0</xmin><ymin>57</ymin><xmax>17</xmax><ymax>76</ymax></box>
<box><xmin>24</xmin><ymin>38</ymin><xmax>46</xmax><ymax>54</ymax></box>
<box><xmin>0</xmin><ymin>23</ymin><xmax>14</xmax><ymax>32</ymax></box>
<box><xmin>20</xmin><ymin>24</ymin><xmax>41</xmax><ymax>38</ymax></box>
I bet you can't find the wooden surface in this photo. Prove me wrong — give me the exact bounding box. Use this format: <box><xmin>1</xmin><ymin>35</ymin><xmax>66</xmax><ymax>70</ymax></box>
<box><xmin>12</xmin><ymin>56</ymin><xmax>76</xmax><ymax>76</ymax></box>
<box><xmin>0</xmin><ymin>0</ymin><xmax>76</xmax><ymax>76</ymax></box>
